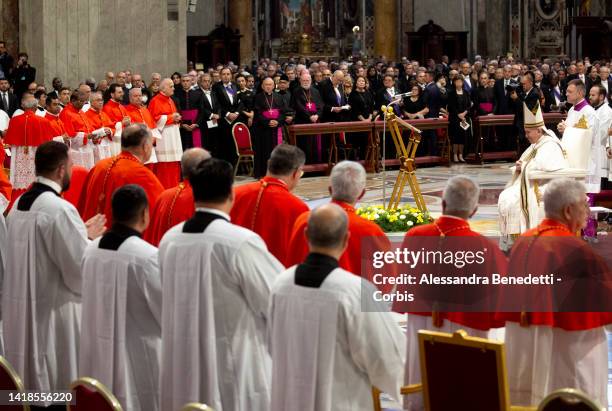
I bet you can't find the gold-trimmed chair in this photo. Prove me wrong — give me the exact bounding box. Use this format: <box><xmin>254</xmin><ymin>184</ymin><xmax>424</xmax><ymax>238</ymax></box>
<box><xmin>0</xmin><ymin>355</ymin><xmax>30</xmax><ymax>410</ymax></box>
<box><xmin>180</xmin><ymin>402</ymin><xmax>215</xmax><ymax>411</ymax></box>
<box><xmin>538</xmin><ymin>388</ymin><xmax>604</xmax><ymax>411</ymax></box>
<box><xmin>231</xmin><ymin>122</ymin><xmax>255</xmax><ymax>177</ymax></box>
<box><xmin>398</xmin><ymin>330</ymin><xmax>536</xmax><ymax>411</ymax></box>
<box><xmin>68</xmin><ymin>377</ymin><xmax>123</xmax><ymax>411</ymax></box>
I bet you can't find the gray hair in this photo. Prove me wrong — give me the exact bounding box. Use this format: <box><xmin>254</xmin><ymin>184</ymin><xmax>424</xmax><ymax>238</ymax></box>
<box><xmin>306</xmin><ymin>203</ymin><xmax>348</xmax><ymax>249</ymax></box>
<box><xmin>543</xmin><ymin>178</ymin><xmax>586</xmax><ymax>219</ymax></box>
<box><xmin>442</xmin><ymin>175</ymin><xmax>480</xmax><ymax>214</ymax></box>
<box><xmin>330</xmin><ymin>161</ymin><xmax>366</xmax><ymax>203</ymax></box>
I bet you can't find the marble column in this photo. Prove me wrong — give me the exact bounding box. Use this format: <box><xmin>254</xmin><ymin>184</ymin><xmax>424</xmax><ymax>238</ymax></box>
<box><xmin>374</xmin><ymin>0</ymin><xmax>397</xmax><ymax>60</ymax></box>
<box><xmin>0</xmin><ymin>0</ymin><xmax>19</xmax><ymax>58</ymax></box>
<box><xmin>229</xmin><ymin>0</ymin><xmax>253</xmax><ymax>65</ymax></box>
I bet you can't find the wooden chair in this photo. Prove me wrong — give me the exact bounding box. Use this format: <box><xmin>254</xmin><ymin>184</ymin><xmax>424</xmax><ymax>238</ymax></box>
<box><xmin>538</xmin><ymin>388</ymin><xmax>604</xmax><ymax>411</ymax></box>
<box><xmin>231</xmin><ymin>122</ymin><xmax>254</xmax><ymax>177</ymax></box>
<box><xmin>399</xmin><ymin>329</ymin><xmax>537</xmax><ymax>411</ymax></box>
<box><xmin>180</xmin><ymin>403</ymin><xmax>215</xmax><ymax>411</ymax></box>
<box><xmin>0</xmin><ymin>356</ymin><xmax>29</xmax><ymax>410</ymax></box>
<box><xmin>68</xmin><ymin>377</ymin><xmax>123</xmax><ymax>411</ymax></box>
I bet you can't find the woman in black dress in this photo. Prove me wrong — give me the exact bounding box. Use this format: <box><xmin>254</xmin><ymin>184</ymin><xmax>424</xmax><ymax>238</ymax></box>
<box><xmin>402</xmin><ymin>83</ymin><xmax>429</xmax><ymax>119</ymax></box>
<box><xmin>347</xmin><ymin>76</ymin><xmax>374</xmax><ymax>159</ymax></box>
<box><xmin>367</xmin><ymin>66</ymin><xmax>382</xmax><ymax>95</ymax></box>
<box><xmin>447</xmin><ymin>76</ymin><xmax>472</xmax><ymax>162</ymax></box>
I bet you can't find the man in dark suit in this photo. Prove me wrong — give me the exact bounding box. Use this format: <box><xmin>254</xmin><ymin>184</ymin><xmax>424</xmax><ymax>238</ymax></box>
<box><xmin>317</xmin><ymin>70</ymin><xmax>349</xmax><ymax>123</ymax></box>
<box><xmin>510</xmin><ymin>72</ymin><xmax>540</xmax><ymax>152</ymax></box>
<box><xmin>212</xmin><ymin>67</ymin><xmax>242</xmax><ymax>166</ymax></box>
<box><xmin>0</xmin><ymin>77</ymin><xmax>18</xmax><ymax>116</ymax></box>
<box><xmin>11</xmin><ymin>53</ymin><xmax>35</xmax><ymax>99</ymax></box>
<box><xmin>196</xmin><ymin>73</ymin><xmax>220</xmax><ymax>155</ymax></box>
<box><xmin>598</xmin><ymin>66</ymin><xmax>612</xmax><ymax>106</ymax></box>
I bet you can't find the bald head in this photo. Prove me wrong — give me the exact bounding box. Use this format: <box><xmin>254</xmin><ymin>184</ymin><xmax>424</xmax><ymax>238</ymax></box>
<box><xmin>160</xmin><ymin>78</ymin><xmax>175</xmax><ymax>96</ymax></box>
<box><xmin>306</xmin><ymin>203</ymin><xmax>349</xmax><ymax>252</ymax></box>
<box><xmin>181</xmin><ymin>148</ymin><xmax>211</xmax><ymax>179</ymax></box>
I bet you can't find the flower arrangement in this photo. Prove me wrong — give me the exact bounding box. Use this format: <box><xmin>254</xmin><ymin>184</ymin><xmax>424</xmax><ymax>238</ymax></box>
<box><xmin>355</xmin><ymin>204</ymin><xmax>433</xmax><ymax>233</ymax></box>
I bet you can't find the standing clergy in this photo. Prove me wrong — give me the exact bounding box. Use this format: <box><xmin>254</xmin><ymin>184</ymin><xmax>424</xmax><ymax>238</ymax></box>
<box><xmin>173</xmin><ymin>74</ymin><xmax>200</xmax><ymax>150</ymax></box>
<box><xmin>44</xmin><ymin>94</ymin><xmax>68</xmax><ymax>141</ymax></box>
<box><xmin>145</xmin><ymin>147</ymin><xmax>210</xmax><ymax>246</ymax></box>
<box><xmin>102</xmin><ymin>83</ymin><xmax>131</xmax><ymax>155</ymax></box>
<box><xmin>3</xmin><ymin>142</ymin><xmax>105</xmax><ymax>407</ymax></box>
<box><xmin>401</xmin><ymin>176</ymin><xmax>508</xmax><ymax>411</ymax></box>
<box><xmin>253</xmin><ymin>77</ymin><xmax>286</xmax><ymax>178</ymax></box>
<box><xmin>78</xmin><ymin>124</ymin><xmax>164</xmax><ymax>228</ymax></box>
<box><xmin>148</xmin><ymin>78</ymin><xmax>183</xmax><ymax>188</ymax></box>
<box><xmin>557</xmin><ymin>79</ymin><xmax>599</xmax><ymax>238</ymax></box>
<box><xmin>80</xmin><ymin>185</ymin><xmax>161</xmax><ymax>411</ymax></box>
<box><xmin>3</xmin><ymin>93</ymin><xmax>54</xmax><ymax>204</ymax></box>
<box><xmin>230</xmin><ymin>144</ymin><xmax>308</xmax><ymax>263</ymax></box>
<box><xmin>84</xmin><ymin>91</ymin><xmax>115</xmax><ymax>163</ymax></box>
<box><xmin>212</xmin><ymin>67</ymin><xmax>241</xmax><ymax>166</ymax></box>
<box><xmin>499</xmin><ymin>178</ymin><xmax>612</xmax><ymax>407</ymax></box>
<box><xmin>286</xmin><ymin>161</ymin><xmax>391</xmax><ymax>279</ymax></box>
<box><xmin>290</xmin><ymin>72</ymin><xmax>324</xmax><ymax>162</ymax></box>
<box><xmin>159</xmin><ymin>158</ymin><xmax>284</xmax><ymax>411</ymax></box>
<box><xmin>59</xmin><ymin>90</ymin><xmax>96</xmax><ymax>170</ymax></box>
<box><xmin>269</xmin><ymin>203</ymin><xmax>406</xmax><ymax>411</ymax></box>
<box><xmin>590</xmin><ymin>85</ymin><xmax>612</xmax><ymax>184</ymax></box>
<box><xmin>498</xmin><ymin>102</ymin><xmax>569</xmax><ymax>249</ymax></box>
<box><xmin>124</xmin><ymin>87</ymin><xmax>160</xmax><ymax>166</ymax></box>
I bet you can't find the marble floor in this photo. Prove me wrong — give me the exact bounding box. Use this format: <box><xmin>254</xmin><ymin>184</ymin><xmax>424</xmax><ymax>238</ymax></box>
<box><xmin>291</xmin><ymin>161</ymin><xmax>513</xmax><ymax>236</ymax></box>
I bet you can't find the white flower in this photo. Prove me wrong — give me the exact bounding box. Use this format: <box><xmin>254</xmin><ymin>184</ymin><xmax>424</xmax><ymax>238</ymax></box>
<box><xmin>373</xmin><ymin>214</ymin><xmax>379</xmax><ymax>219</ymax></box>
<box><xmin>399</xmin><ymin>215</ymin><xmax>406</xmax><ymax>220</ymax></box>
<box><xmin>407</xmin><ymin>221</ymin><xmax>414</xmax><ymax>226</ymax></box>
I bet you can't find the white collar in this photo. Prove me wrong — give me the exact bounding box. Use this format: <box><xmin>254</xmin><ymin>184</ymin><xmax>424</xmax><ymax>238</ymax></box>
<box><xmin>36</xmin><ymin>176</ymin><xmax>62</xmax><ymax>194</ymax></box>
<box><xmin>195</xmin><ymin>207</ymin><xmax>231</xmax><ymax>221</ymax></box>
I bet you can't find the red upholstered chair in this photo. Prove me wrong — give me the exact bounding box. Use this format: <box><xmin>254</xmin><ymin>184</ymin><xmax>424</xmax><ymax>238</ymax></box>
<box><xmin>231</xmin><ymin>122</ymin><xmax>254</xmax><ymax>177</ymax></box>
<box><xmin>180</xmin><ymin>402</ymin><xmax>215</xmax><ymax>411</ymax></box>
<box><xmin>68</xmin><ymin>377</ymin><xmax>122</xmax><ymax>411</ymax></box>
<box><xmin>396</xmin><ymin>330</ymin><xmax>537</xmax><ymax>411</ymax></box>
<box><xmin>0</xmin><ymin>356</ymin><xmax>29</xmax><ymax>410</ymax></box>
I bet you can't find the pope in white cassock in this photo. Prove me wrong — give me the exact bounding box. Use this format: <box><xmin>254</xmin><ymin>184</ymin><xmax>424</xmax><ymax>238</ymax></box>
<box><xmin>498</xmin><ymin>102</ymin><xmax>569</xmax><ymax>248</ymax></box>
<box><xmin>268</xmin><ymin>203</ymin><xmax>406</xmax><ymax>411</ymax></box>
<box><xmin>2</xmin><ymin>141</ymin><xmax>106</xmax><ymax>407</ymax></box>
<box><xmin>79</xmin><ymin>185</ymin><xmax>161</xmax><ymax>411</ymax></box>
<box><xmin>158</xmin><ymin>158</ymin><xmax>284</xmax><ymax>411</ymax></box>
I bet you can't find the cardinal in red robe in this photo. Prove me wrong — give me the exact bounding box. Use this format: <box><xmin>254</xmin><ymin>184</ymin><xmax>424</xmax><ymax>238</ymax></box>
<box><xmin>103</xmin><ymin>84</ymin><xmax>131</xmax><ymax>155</ymax></box>
<box><xmin>124</xmin><ymin>87</ymin><xmax>161</xmax><ymax>169</ymax></box>
<box><xmin>62</xmin><ymin>165</ymin><xmax>88</xmax><ymax>209</ymax></box>
<box><xmin>496</xmin><ymin>178</ymin><xmax>612</xmax><ymax>407</ymax></box>
<box><xmin>44</xmin><ymin>94</ymin><xmax>67</xmax><ymax>140</ymax></box>
<box><xmin>59</xmin><ymin>92</ymin><xmax>96</xmax><ymax>169</ymax></box>
<box><xmin>4</xmin><ymin>94</ymin><xmax>55</xmax><ymax>208</ymax></box>
<box><xmin>401</xmin><ymin>176</ymin><xmax>508</xmax><ymax>411</ymax></box>
<box><xmin>145</xmin><ymin>148</ymin><xmax>210</xmax><ymax>246</ymax></box>
<box><xmin>0</xmin><ymin>149</ymin><xmax>12</xmax><ymax>209</ymax></box>
<box><xmin>85</xmin><ymin>92</ymin><xmax>116</xmax><ymax>163</ymax></box>
<box><xmin>230</xmin><ymin>144</ymin><xmax>308</xmax><ymax>263</ymax></box>
<box><xmin>286</xmin><ymin>161</ymin><xmax>393</xmax><ymax>291</ymax></box>
<box><xmin>147</xmin><ymin>79</ymin><xmax>183</xmax><ymax>188</ymax></box>
<box><xmin>78</xmin><ymin>123</ymin><xmax>164</xmax><ymax>227</ymax></box>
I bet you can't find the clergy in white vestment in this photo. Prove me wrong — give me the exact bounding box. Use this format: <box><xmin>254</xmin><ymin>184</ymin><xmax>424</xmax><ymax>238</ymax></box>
<box><xmin>2</xmin><ymin>141</ymin><xmax>106</xmax><ymax>407</ymax></box>
<box><xmin>158</xmin><ymin>157</ymin><xmax>284</xmax><ymax>411</ymax></box>
<box><xmin>500</xmin><ymin>179</ymin><xmax>612</xmax><ymax>407</ymax></box>
<box><xmin>557</xmin><ymin>79</ymin><xmax>599</xmax><ymax>238</ymax></box>
<box><xmin>589</xmin><ymin>85</ymin><xmax>612</xmax><ymax>188</ymax></box>
<box><xmin>269</xmin><ymin>203</ymin><xmax>406</xmax><ymax>411</ymax></box>
<box><xmin>80</xmin><ymin>184</ymin><xmax>161</xmax><ymax>411</ymax></box>
<box><xmin>0</xmin><ymin>108</ymin><xmax>8</xmax><ymax>134</ymax></box>
<box><xmin>498</xmin><ymin>102</ymin><xmax>569</xmax><ymax>249</ymax></box>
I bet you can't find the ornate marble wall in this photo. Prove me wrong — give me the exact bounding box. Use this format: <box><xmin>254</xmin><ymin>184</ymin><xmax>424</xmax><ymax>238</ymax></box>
<box><xmin>18</xmin><ymin>0</ymin><xmax>187</xmax><ymax>87</ymax></box>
